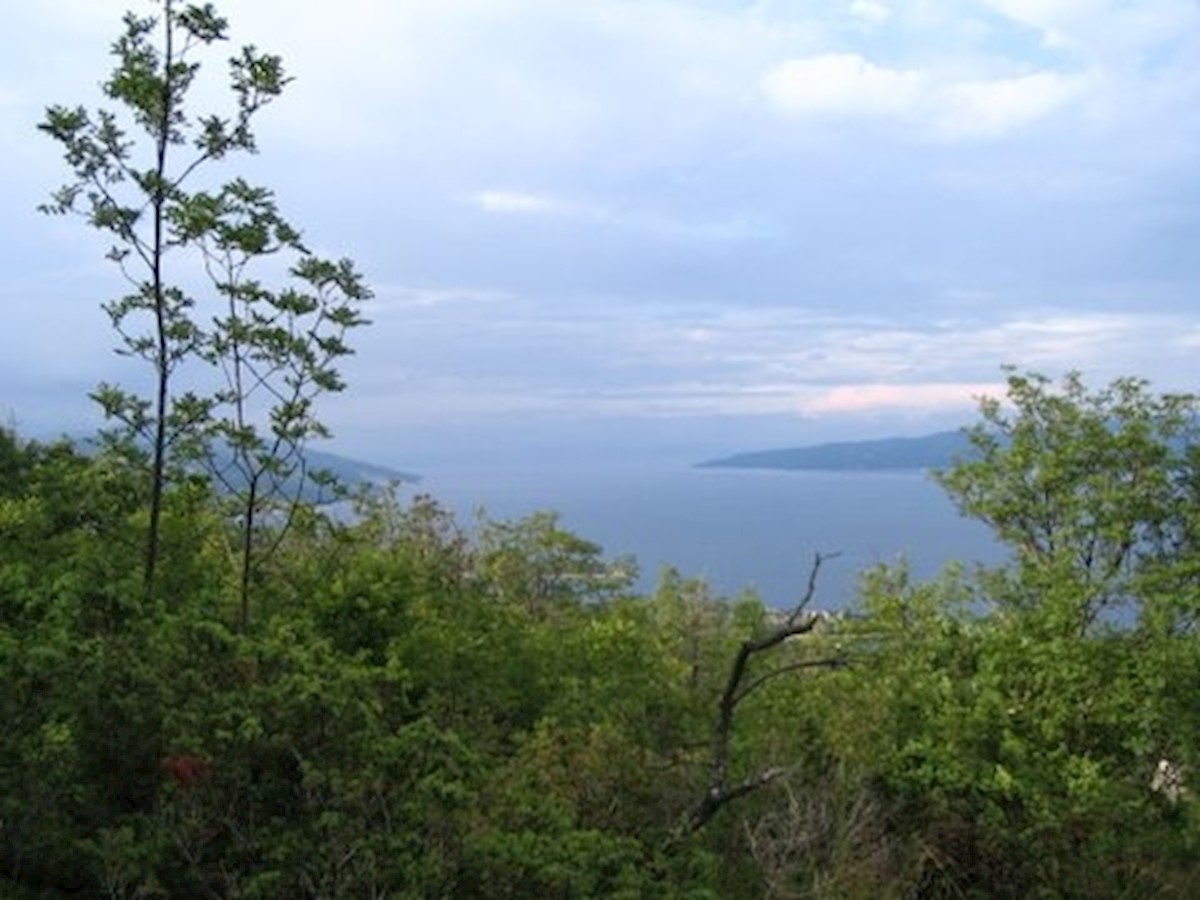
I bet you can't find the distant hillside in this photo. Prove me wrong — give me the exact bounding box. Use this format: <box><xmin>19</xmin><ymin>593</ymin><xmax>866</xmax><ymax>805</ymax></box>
<box><xmin>210</xmin><ymin>448</ymin><xmax>420</xmax><ymax>503</ymax></box>
<box><xmin>69</xmin><ymin>435</ymin><xmax>418</xmax><ymax>495</ymax></box>
<box><xmin>699</xmin><ymin>430</ymin><xmax>973</xmax><ymax>472</ymax></box>
<box><xmin>303</xmin><ymin>449</ymin><xmax>420</xmax><ymax>489</ymax></box>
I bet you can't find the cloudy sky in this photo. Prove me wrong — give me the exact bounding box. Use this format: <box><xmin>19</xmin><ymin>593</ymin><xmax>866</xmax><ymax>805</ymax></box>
<box><xmin>3</xmin><ymin>0</ymin><xmax>1200</xmax><ymax>468</ymax></box>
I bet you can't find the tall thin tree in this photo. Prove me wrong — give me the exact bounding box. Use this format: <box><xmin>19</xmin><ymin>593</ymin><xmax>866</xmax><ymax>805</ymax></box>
<box><xmin>40</xmin><ymin>2</ymin><xmax>368</xmax><ymax>614</ymax></box>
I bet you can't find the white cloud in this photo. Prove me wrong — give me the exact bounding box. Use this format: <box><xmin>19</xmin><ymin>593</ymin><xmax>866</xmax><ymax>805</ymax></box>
<box><xmin>760</xmin><ymin>53</ymin><xmax>923</xmax><ymax>117</ymax></box>
<box><xmin>982</xmin><ymin>0</ymin><xmax>1087</xmax><ymax>48</ymax></box>
<box><xmin>599</xmin><ymin>306</ymin><xmax>1200</xmax><ymax>412</ymax></box>
<box><xmin>548</xmin><ymin>382</ymin><xmax>812</xmax><ymax>418</ymax></box>
<box><xmin>798</xmin><ymin>382</ymin><xmax>1003</xmax><ymax>415</ymax></box>
<box><xmin>368</xmin><ymin>284</ymin><xmax>510</xmax><ymax>312</ymax></box>
<box><xmin>475</xmin><ymin>189</ymin><xmax>566</xmax><ymax>215</ymax></box>
<box><xmin>470</xmin><ymin>188</ymin><xmax>775</xmax><ymax>244</ymax></box>
<box><xmin>937</xmin><ymin>71</ymin><xmax>1091</xmax><ymax>138</ymax></box>
<box><xmin>848</xmin><ymin>0</ymin><xmax>893</xmax><ymax>27</ymax></box>
<box><xmin>980</xmin><ymin>0</ymin><xmax>1200</xmax><ymax>67</ymax></box>
<box><xmin>1174</xmin><ymin>328</ymin><xmax>1200</xmax><ymax>349</ymax></box>
<box><xmin>762</xmin><ymin>52</ymin><xmax>1094</xmax><ymax>138</ymax></box>
<box><xmin>366</xmin><ymin>294</ymin><xmax>1200</xmax><ymax>420</ymax></box>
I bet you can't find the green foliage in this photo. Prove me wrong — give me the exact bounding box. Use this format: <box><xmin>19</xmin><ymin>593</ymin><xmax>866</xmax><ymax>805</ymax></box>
<box><xmin>815</xmin><ymin>371</ymin><xmax>1200</xmax><ymax>897</ymax></box>
<box><xmin>480</xmin><ymin>509</ymin><xmax>638</xmax><ymax>615</ymax></box>
<box><xmin>815</xmin><ymin>560</ymin><xmax>1200</xmax><ymax>897</ymax></box>
<box><xmin>935</xmin><ymin>368</ymin><xmax>1200</xmax><ymax>632</ymax></box>
<box><xmin>0</xmin><ymin>446</ymin><xmax>731</xmax><ymax>896</ymax></box>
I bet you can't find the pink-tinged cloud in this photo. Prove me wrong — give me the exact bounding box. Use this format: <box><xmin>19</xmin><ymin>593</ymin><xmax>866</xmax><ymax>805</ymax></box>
<box><xmin>801</xmin><ymin>382</ymin><xmax>1004</xmax><ymax>415</ymax></box>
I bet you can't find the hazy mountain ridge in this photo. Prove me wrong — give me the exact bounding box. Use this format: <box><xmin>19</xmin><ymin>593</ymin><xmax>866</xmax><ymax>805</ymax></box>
<box><xmin>66</xmin><ymin>434</ymin><xmax>419</xmax><ymax>493</ymax></box>
<box><xmin>303</xmin><ymin>449</ymin><xmax>421</xmax><ymax>488</ymax></box>
<box><xmin>699</xmin><ymin>430</ymin><xmax>973</xmax><ymax>471</ymax></box>
<box><xmin>203</xmin><ymin>447</ymin><xmax>421</xmax><ymax>503</ymax></box>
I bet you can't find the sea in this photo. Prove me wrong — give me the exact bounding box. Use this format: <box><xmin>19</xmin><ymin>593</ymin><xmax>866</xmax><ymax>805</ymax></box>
<box><xmin>407</xmin><ymin>462</ymin><xmax>1007</xmax><ymax>611</ymax></box>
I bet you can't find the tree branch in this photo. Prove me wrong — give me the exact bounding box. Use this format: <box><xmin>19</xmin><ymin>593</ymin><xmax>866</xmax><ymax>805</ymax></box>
<box><xmin>676</xmin><ymin>552</ymin><xmax>840</xmax><ymax>839</ymax></box>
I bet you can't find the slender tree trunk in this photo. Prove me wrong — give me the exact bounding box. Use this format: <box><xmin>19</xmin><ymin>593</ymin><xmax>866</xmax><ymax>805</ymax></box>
<box><xmin>239</xmin><ymin>476</ymin><xmax>257</xmax><ymax>631</ymax></box>
<box><xmin>143</xmin><ymin>1</ymin><xmax>176</xmax><ymax>604</ymax></box>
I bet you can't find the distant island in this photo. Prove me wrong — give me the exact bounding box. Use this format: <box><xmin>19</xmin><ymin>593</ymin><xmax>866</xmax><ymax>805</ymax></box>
<box><xmin>698</xmin><ymin>430</ymin><xmax>973</xmax><ymax>472</ymax></box>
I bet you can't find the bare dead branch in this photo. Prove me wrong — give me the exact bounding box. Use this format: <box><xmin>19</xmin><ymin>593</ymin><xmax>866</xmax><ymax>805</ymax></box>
<box><xmin>676</xmin><ymin>552</ymin><xmax>841</xmax><ymax>839</ymax></box>
<box><xmin>734</xmin><ymin>656</ymin><xmax>847</xmax><ymax>707</ymax></box>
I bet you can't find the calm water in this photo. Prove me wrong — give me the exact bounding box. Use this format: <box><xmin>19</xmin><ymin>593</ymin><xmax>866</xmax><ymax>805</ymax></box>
<box><xmin>410</xmin><ymin>463</ymin><xmax>1006</xmax><ymax>610</ymax></box>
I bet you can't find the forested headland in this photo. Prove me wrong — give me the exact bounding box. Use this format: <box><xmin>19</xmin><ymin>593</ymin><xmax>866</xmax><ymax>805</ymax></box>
<box><xmin>7</xmin><ymin>2</ymin><xmax>1200</xmax><ymax>896</ymax></box>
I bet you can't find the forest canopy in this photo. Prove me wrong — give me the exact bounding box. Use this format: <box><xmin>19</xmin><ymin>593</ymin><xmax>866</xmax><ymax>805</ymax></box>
<box><xmin>5</xmin><ymin>373</ymin><xmax>1200</xmax><ymax>897</ymax></box>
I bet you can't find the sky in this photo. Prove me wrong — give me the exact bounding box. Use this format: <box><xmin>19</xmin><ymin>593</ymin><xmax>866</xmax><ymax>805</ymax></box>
<box><xmin>3</xmin><ymin>0</ymin><xmax>1200</xmax><ymax>469</ymax></box>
